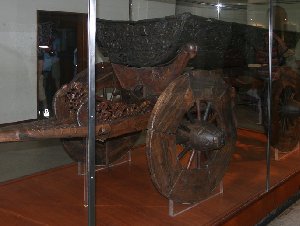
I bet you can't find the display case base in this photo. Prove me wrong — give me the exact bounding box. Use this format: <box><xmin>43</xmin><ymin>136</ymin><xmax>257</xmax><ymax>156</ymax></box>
<box><xmin>273</xmin><ymin>142</ymin><xmax>300</xmax><ymax>161</ymax></box>
<box><xmin>0</xmin><ymin>129</ymin><xmax>300</xmax><ymax>225</ymax></box>
<box><xmin>169</xmin><ymin>181</ymin><xmax>223</xmax><ymax>217</ymax></box>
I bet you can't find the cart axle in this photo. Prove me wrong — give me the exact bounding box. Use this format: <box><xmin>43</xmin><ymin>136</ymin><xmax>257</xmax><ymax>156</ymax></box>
<box><xmin>177</xmin><ymin>122</ymin><xmax>225</xmax><ymax>152</ymax></box>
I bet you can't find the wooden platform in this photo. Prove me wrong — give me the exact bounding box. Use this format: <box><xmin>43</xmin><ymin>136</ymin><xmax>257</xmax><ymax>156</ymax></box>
<box><xmin>1</xmin><ymin>129</ymin><xmax>300</xmax><ymax>225</ymax></box>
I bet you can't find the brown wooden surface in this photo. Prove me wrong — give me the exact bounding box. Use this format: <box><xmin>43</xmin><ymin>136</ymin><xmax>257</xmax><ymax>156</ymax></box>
<box><xmin>0</xmin><ymin>129</ymin><xmax>300</xmax><ymax>225</ymax></box>
<box><xmin>0</xmin><ymin>113</ymin><xmax>150</xmax><ymax>143</ymax></box>
<box><xmin>112</xmin><ymin>43</ymin><xmax>197</xmax><ymax>95</ymax></box>
<box><xmin>146</xmin><ymin>70</ymin><xmax>236</xmax><ymax>203</ymax></box>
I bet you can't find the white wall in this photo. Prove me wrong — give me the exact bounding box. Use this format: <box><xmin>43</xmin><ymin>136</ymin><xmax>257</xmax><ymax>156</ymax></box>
<box><xmin>221</xmin><ymin>9</ymin><xmax>247</xmax><ymax>24</ymax></box>
<box><xmin>247</xmin><ymin>4</ymin><xmax>270</xmax><ymax>29</ymax></box>
<box><xmin>176</xmin><ymin>4</ymin><xmax>247</xmax><ymax>24</ymax></box>
<box><xmin>247</xmin><ymin>3</ymin><xmax>300</xmax><ymax>31</ymax></box>
<box><xmin>176</xmin><ymin>4</ymin><xmax>218</xmax><ymax>19</ymax></box>
<box><xmin>97</xmin><ymin>0</ymin><xmax>129</xmax><ymax>20</ymax></box>
<box><xmin>0</xmin><ymin>0</ymin><xmax>88</xmax><ymax>124</ymax></box>
<box><xmin>132</xmin><ymin>0</ymin><xmax>176</xmax><ymax>20</ymax></box>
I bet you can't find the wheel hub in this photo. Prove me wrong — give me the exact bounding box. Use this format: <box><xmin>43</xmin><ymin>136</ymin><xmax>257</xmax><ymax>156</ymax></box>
<box><xmin>177</xmin><ymin>122</ymin><xmax>225</xmax><ymax>151</ymax></box>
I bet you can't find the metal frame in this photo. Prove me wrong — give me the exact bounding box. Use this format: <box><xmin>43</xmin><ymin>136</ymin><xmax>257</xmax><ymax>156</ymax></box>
<box><xmin>87</xmin><ymin>0</ymin><xmax>96</xmax><ymax>225</ymax></box>
<box><xmin>129</xmin><ymin>0</ymin><xmax>133</xmax><ymax>21</ymax></box>
<box><xmin>266</xmin><ymin>0</ymin><xmax>273</xmax><ymax>192</ymax></box>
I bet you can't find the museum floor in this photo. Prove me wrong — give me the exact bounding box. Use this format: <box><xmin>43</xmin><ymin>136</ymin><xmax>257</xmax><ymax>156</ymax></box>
<box><xmin>0</xmin><ymin>130</ymin><xmax>300</xmax><ymax>225</ymax></box>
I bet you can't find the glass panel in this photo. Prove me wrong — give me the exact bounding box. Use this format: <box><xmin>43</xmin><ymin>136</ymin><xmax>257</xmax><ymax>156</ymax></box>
<box><xmin>270</xmin><ymin>0</ymin><xmax>300</xmax><ymax>188</ymax></box>
<box><xmin>93</xmin><ymin>0</ymin><xmax>272</xmax><ymax>223</ymax></box>
<box><xmin>0</xmin><ymin>1</ymin><xmax>88</xmax><ymax>225</ymax></box>
<box><xmin>4</xmin><ymin>0</ymin><xmax>300</xmax><ymax>224</ymax></box>
<box><xmin>172</xmin><ymin>0</ymin><xmax>269</xmax><ymax>219</ymax></box>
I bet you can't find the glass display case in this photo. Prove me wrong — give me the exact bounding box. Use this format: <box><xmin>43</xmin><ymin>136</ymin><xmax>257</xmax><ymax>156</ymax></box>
<box><xmin>0</xmin><ymin>1</ymin><xmax>90</xmax><ymax>225</ymax></box>
<box><xmin>0</xmin><ymin>0</ymin><xmax>300</xmax><ymax>225</ymax></box>
<box><xmin>270</xmin><ymin>0</ymin><xmax>300</xmax><ymax>213</ymax></box>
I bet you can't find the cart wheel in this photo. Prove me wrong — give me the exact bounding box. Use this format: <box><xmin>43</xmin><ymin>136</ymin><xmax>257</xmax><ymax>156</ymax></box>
<box><xmin>270</xmin><ymin>80</ymin><xmax>300</xmax><ymax>152</ymax></box>
<box><xmin>147</xmin><ymin>70</ymin><xmax>236</xmax><ymax>204</ymax></box>
<box><xmin>61</xmin><ymin>86</ymin><xmax>140</xmax><ymax>165</ymax></box>
<box><xmin>53</xmin><ymin>62</ymin><xmax>140</xmax><ymax>165</ymax></box>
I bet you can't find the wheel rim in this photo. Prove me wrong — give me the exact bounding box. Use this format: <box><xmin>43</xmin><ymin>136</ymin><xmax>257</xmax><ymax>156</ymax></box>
<box><xmin>59</xmin><ymin>63</ymin><xmax>140</xmax><ymax>164</ymax></box>
<box><xmin>271</xmin><ymin>82</ymin><xmax>300</xmax><ymax>152</ymax></box>
<box><xmin>146</xmin><ymin>70</ymin><xmax>236</xmax><ymax>203</ymax></box>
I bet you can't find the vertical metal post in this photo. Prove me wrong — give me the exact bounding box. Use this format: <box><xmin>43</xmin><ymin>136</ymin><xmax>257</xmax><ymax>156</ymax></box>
<box><xmin>217</xmin><ymin>0</ymin><xmax>221</xmax><ymax>20</ymax></box>
<box><xmin>129</xmin><ymin>0</ymin><xmax>133</xmax><ymax>21</ymax></box>
<box><xmin>87</xmin><ymin>0</ymin><xmax>96</xmax><ymax>225</ymax></box>
<box><xmin>266</xmin><ymin>0</ymin><xmax>273</xmax><ymax>192</ymax></box>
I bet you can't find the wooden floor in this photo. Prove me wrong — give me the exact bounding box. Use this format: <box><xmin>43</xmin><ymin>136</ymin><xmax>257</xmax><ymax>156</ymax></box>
<box><xmin>1</xmin><ymin>129</ymin><xmax>300</xmax><ymax>226</ymax></box>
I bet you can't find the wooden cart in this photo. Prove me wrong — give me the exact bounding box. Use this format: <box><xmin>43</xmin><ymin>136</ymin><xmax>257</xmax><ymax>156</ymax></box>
<box><xmin>1</xmin><ymin>13</ymin><xmax>300</xmax><ymax>203</ymax></box>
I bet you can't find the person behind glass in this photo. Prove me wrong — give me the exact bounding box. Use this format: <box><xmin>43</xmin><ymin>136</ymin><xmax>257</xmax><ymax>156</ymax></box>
<box><xmin>37</xmin><ymin>49</ymin><xmax>47</xmax><ymax>118</ymax></box>
<box><xmin>42</xmin><ymin>46</ymin><xmax>54</xmax><ymax>116</ymax></box>
<box><xmin>50</xmin><ymin>32</ymin><xmax>61</xmax><ymax>91</ymax></box>
<box><xmin>42</xmin><ymin>33</ymin><xmax>60</xmax><ymax>117</ymax></box>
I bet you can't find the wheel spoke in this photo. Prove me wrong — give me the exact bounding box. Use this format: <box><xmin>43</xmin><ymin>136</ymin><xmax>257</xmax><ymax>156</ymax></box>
<box><xmin>111</xmin><ymin>88</ymin><xmax>117</xmax><ymax>101</ymax></box>
<box><xmin>187</xmin><ymin>150</ymin><xmax>196</xmax><ymax>169</ymax></box>
<box><xmin>203</xmin><ymin>102</ymin><xmax>212</xmax><ymax>121</ymax></box>
<box><xmin>281</xmin><ymin>117</ymin><xmax>286</xmax><ymax>134</ymax></box>
<box><xmin>196</xmin><ymin>100</ymin><xmax>201</xmax><ymax>121</ymax></box>
<box><xmin>196</xmin><ymin>151</ymin><xmax>201</xmax><ymax>169</ymax></box>
<box><xmin>103</xmin><ymin>88</ymin><xmax>107</xmax><ymax>99</ymax></box>
<box><xmin>177</xmin><ymin>146</ymin><xmax>191</xmax><ymax>160</ymax></box>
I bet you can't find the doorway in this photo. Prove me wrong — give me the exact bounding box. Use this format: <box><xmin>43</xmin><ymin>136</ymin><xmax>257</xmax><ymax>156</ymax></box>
<box><xmin>37</xmin><ymin>11</ymin><xmax>87</xmax><ymax>118</ymax></box>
